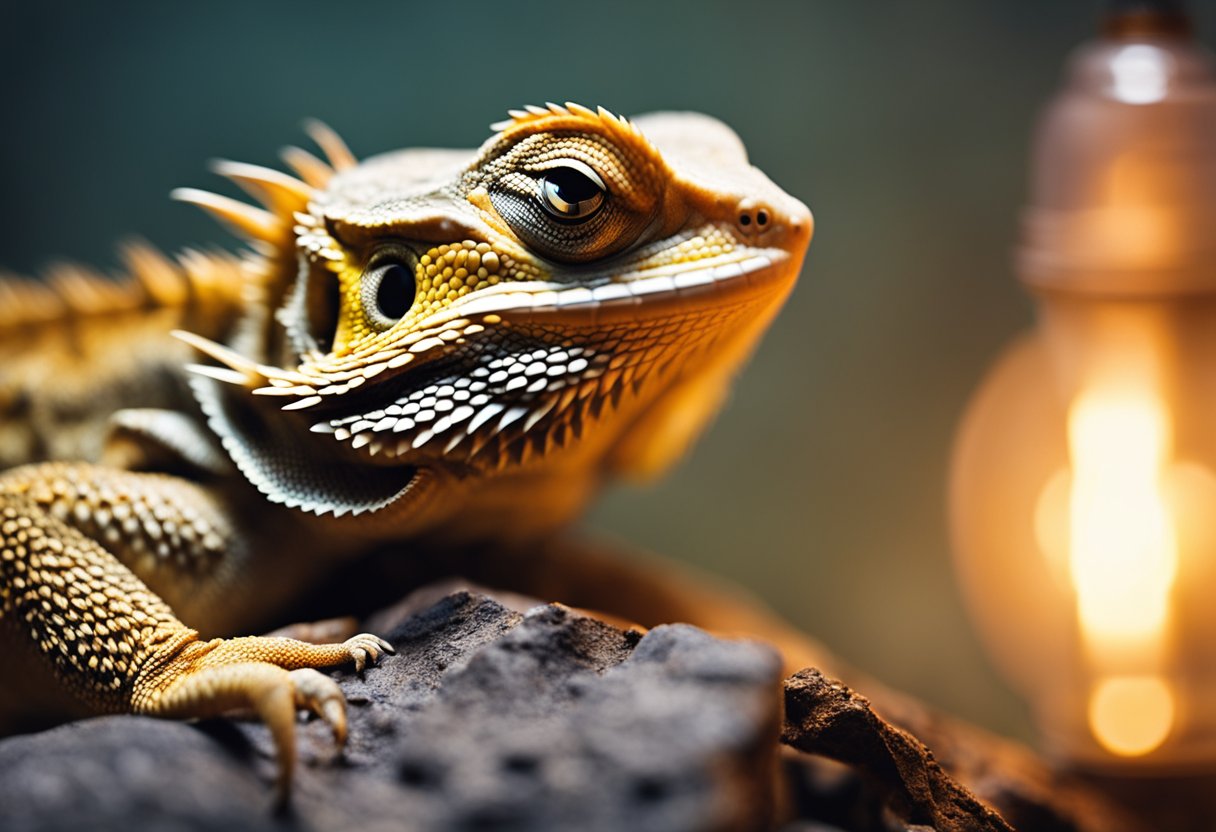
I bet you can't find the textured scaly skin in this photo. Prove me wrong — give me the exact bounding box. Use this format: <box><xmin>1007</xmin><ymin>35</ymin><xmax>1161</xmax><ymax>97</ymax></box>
<box><xmin>0</xmin><ymin>104</ymin><xmax>812</xmax><ymax>796</ymax></box>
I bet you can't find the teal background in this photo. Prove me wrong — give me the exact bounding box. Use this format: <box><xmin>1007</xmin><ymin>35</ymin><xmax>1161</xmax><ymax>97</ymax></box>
<box><xmin>4</xmin><ymin>1</ymin><xmax>1214</xmax><ymax>742</ymax></box>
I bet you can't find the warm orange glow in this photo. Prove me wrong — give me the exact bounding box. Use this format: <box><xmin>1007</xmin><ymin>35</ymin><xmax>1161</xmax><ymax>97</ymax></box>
<box><xmin>1088</xmin><ymin>675</ymin><xmax>1175</xmax><ymax>756</ymax></box>
<box><xmin>1063</xmin><ymin>380</ymin><xmax>1180</xmax><ymax>756</ymax></box>
<box><xmin>1066</xmin><ymin>387</ymin><xmax>1177</xmax><ymax>645</ymax></box>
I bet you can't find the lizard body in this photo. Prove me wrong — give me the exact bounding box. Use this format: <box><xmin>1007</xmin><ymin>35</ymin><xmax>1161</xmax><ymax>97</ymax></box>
<box><xmin>0</xmin><ymin>104</ymin><xmax>812</xmax><ymax>794</ymax></box>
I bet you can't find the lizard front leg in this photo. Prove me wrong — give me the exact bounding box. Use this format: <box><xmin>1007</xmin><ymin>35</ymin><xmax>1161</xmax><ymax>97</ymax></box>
<box><xmin>0</xmin><ymin>462</ymin><xmax>392</xmax><ymax>799</ymax></box>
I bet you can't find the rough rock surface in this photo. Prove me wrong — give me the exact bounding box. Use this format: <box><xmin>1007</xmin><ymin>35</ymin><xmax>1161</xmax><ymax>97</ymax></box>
<box><xmin>0</xmin><ymin>591</ymin><xmax>783</xmax><ymax>832</ymax></box>
<box><xmin>782</xmin><ymin>669</ymin><xmax>1011</xmax><ymax>832</ymax></box>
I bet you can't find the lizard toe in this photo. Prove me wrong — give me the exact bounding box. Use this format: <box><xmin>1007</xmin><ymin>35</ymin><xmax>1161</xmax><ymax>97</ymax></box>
<box><xmin>289</xmin><ymin>667</ymin><xmax>348</xmax><ymax>747</ymax></box>
<box><xmin>343</xmin><ymin>632</ymin><xmax>394</xmax><ymax>672</ymax></box>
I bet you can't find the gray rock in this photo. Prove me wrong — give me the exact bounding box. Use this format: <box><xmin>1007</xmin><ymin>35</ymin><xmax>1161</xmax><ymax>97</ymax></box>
<box><xmin>0</xmin><ymin>591</ymin><xmax>783</xmax><ymax>832</ymax></box>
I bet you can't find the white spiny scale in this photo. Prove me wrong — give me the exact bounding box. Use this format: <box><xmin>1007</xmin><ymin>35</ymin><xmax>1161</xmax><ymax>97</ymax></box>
<box><xmin>496</xmin><ymin>406</ymin><xmax>529</xmax><ymax>433</ymax></box>
<box><xmin>171</xmin><ymin>188</ymin><xmax>284</xmax><ymax>244</ymax></box>
<box><xmin>172</xmin><ymin>330</ymin><xmax>263</xmax><ymax>379</ymax></box>
<box><xmin>431</xmin><ymin>415</ymin><xmax>453</xmax><ymax>434</ymax></box>
<box><xmin>467</xmin><ymin>403</ymin><xmax>505</xmax><ymax>433</ymax></box>
<box><xmin>388</xmin><ymin>352</ymin><xmax>415</xmax><ymax>369</ymax></box>
<box><xmin>361</xmin><ymin>362</ymin><xmax>389</xmax><ymax>379</ymax></box>
<box><xmin>333</xmin><ymin>427</ymin><xmax>351</xmax><ymax>441</ymax></box>
<box><xmin>505</xmin><ymin>376</ymin><xmax>528</xmax><ymax>393</ymax></box>
<box><xmin>374</xmin><ymin>416</ymin><xmax>396</xmax><ymax>432</ymax></box>
<box><xmin>185</xmin><ymin>363</ymin><xmax>251</xmax><ymax>387</ymax></box>
<box><xmin>253</xmin><ymin>384</ymin><xmax>317</xmax><ymax>397</ymax></box>
<box><xmin>443</xmin><ymin>433</ymin><xmax>467</xmax><ymax>454</ymax></box>
<box><xmin>351</xmin><ymin>433</ymin><xmax>372</xmax><ymax>450</ymax></box>
<box><xmin>412</xmin><ymin>428</ymin><xmax>436</xmax><ymax>448</ymax></box>
<box><xmin>281</xmin><ymin>396</ymin><xmax>322</xmax><ymax>411</ymax></box>
<box><xmin>526</xmin><ymin>378</ymin><xmax>547</xmax><ymax>394</ymax></box>
<box><xmin>369</xmin><ymin>441</ymin><xmax>384</xmax><ymax>456</ymax></box>
<box><xmin>523</xmin><ymin>397</ymin><xmax>559</xmax><ymax>432</ymax></box>
<box><xmin>309</xmin><ymin>422</ymin><xmax>336</xmax><ymax>434</ymax></box>
<box><xmin>525</xmin><ymin>104</ymin><xmax>549</xmax><ymax>116</ymax></box>
<box><xmin>448</xmin><ymin>405</ymin><xmax>476</xmax><ymax>425</ymax></box>
<box><xmin>350</xmin><ymin>420</ymin><xmax>375</xmax><ymax>433</ymax></box>
<box><xmin>393</xmin><ymin>417</ymin><xmax>415</xmax><ymax>433</ymax></box>
<box><xmin>409</xmin><ymin>337</ymin><xmax>446</xmax><ymax>354</ymax></box>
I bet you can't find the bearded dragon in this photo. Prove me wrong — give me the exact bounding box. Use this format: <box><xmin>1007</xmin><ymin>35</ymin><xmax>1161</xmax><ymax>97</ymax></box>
<box><xmin>0</xmin><ymin>103</ymin><xmax>812</xmax><ymax>795</ymax></box>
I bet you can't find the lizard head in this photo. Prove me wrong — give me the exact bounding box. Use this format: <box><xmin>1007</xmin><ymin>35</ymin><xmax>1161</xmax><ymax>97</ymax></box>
<box><xmin>177</xmin><ymin>104</ymin><xmax>811</xmax><ymax>528</ymax></box>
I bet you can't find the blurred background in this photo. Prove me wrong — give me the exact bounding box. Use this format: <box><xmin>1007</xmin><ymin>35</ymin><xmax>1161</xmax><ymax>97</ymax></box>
<box><xmin>4</xmin><ymin>0</ymin><xmax>1214</xmax><ymax>744</ymax></box>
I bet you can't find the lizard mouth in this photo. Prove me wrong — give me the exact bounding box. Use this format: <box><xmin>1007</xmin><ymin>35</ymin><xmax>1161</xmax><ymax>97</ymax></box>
<box><xmin>442</xmin><ymin>247</ymin><xmax>793</xmax><ymax>327</ymax></box>
<box><xmin>308</xmin><ymin>246</ymin><xmax>796</xmax><ymax>470</ymax></box>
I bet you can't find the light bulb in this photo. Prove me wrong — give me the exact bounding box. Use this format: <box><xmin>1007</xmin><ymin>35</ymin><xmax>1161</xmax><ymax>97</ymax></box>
<box><xmin>950</xmin><ymin>8</ymin><xmax>1216</xmax><ymax>769</ymax></box>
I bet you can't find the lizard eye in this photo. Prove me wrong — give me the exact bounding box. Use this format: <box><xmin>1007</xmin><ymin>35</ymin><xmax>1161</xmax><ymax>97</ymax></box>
<box><xmin>538</xmin><ymin>162</ymin><xmax>606</xmax><ymax>222</ymax></box>
<box><xmin>361</xmin><ymin>254</ymin><xmax>418</xmax><ymax>331</ymax></box>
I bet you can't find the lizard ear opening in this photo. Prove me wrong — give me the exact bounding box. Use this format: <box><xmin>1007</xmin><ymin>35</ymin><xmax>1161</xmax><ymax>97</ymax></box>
<box><xmin>305</xmin><ymin>267</ymin><xmax>341</xmax><ymax>353</ymax></box>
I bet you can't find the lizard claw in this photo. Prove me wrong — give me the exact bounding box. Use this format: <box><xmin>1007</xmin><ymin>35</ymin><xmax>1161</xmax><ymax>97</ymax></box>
<box><xmin>289</xmin><ymin>667</ymin><xmax>348</xmax><ymax>747</ymax></box>
<box><xmin>343</xmin><ymin>633</ymin><xmax>395</xmax><ymax>673</ymax></box>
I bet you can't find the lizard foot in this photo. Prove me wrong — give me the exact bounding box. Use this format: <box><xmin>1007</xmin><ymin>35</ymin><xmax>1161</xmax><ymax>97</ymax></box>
<box><xmin>264</xmin><ymin>615</ymin><xmax>361</xmax><ymax>644</ymax></box>
<box><xmin>132</xmin><ymin>632</ymin><xmax>395</xmax><ymax>802</ymax></box>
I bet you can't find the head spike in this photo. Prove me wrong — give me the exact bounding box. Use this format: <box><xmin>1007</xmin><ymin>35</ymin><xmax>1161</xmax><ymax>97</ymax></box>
<box><xmin>185</xmin><ymin>363</ymin><xmax>254</xmax><ymax>387</ymax></box>
<box><xmin>171</xmin><ymin>188</ymin><xmax>284</xmax><ymax>244</ymax></box>
<box><xmin>210</xmin><ymin>160</ymin><xmax>313</xmax><ymax>217</ymax></box>
<box><xmin>172</xmin><ymin>329</ymin><xmax>263</xmax><ymax>378</ymax></box>
<box><xmin>280</xmin><ymin>146</ymin><xmax>334</xmax><ymax>188</ymax></box>
<box><xmin>302</xmin><ymin>119</ymin><xmax>356</xmax><ymax>171</ymax></box>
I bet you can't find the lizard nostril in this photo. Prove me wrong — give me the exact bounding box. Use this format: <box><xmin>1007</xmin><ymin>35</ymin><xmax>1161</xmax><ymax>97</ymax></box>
<box><xmin>735</xmin><ymin>202</ymin><xmax>773</xmax><ymax>236</ymax></box>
